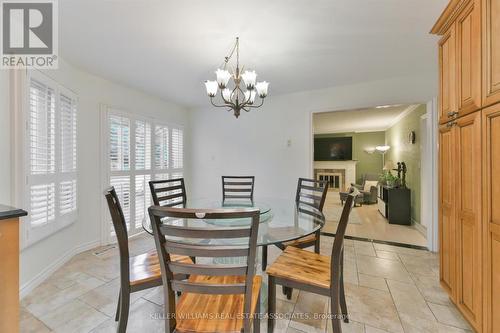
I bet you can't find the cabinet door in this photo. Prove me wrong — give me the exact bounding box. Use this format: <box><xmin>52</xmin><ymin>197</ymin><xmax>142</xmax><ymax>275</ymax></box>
<box><xmin>482</xmin><ymin>103</ymin><xmax>500</xmax><ymax>333</ymax></box>
<box><xmin>455</xmin><ymin>111</ymin><xmax>482</xmax><ymax>331</ymax></box>
<box><xmin>457</xmin><ymin>0</ymin><xmax>482</xmax><ymax>114</ymax></box>
<box><xmin>439</xmin><ymin>123</ymin><xmax>457</xmax><ymax>299</ymax></box>
<box><xmin>439</xmin><ymin>25</ymin><xmax>457</xmax><ymax>124</ymax></box>
<box><xmin>483</xmin><ymin>0</ymin><xmax>500</xmax><ymax>106</ymax></box>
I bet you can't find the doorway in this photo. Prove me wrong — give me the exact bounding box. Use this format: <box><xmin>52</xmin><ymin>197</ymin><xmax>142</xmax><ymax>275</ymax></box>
<box><xmin>310</xmin><ymin>103</ymin><xmax>438</xmax><ymax>249</ymax></box>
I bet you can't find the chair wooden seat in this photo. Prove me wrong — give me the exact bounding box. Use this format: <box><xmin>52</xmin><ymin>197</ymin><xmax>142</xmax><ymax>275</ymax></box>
<box><xmin>280</xmin><ymin>233</ymin><xmax>318</xmax><ymax>249</ymax></box>
<box><xmin>175</xmin><ymin>275</ymin><xmax>262</xmax><ymax>333</ymax></box>
<box><xmin>129</xmin><ymin>250</ymin><xmax>193</xmax><ymax>286</ymax></box>
<box><xmin>266</xmin><ymin>246</ymin><xmax>331</xmax><ymax>289</ymax></box>
<box><xmin>267</xmin><ymin>194</ymin><xmax>355</xmax><ymax>333</ymax></box>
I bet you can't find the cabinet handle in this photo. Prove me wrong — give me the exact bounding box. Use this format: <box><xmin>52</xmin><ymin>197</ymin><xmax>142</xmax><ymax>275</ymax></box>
<box><xmin>447</xmin><ymin>111</ymin><xmax>459</xmax><ymax>118</ymax></box>
<box><xmin>446</xmin><ymin>121</ymin><xmax>457</xmax><ymax>128</ymax></box>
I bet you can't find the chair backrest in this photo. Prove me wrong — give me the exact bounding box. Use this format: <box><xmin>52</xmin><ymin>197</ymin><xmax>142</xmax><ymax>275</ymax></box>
<box><xmin>149</xmin><ymin>178</ymin><xmax>187</xmax><ymax>207</ymax></box>
<box><xmin>222</xmin><ymin>176</ymin><xmax>255</xmax><ymax>201</ymax></box>
<box><xmin>148</xmin><ymin>206</ymin><xmax>260</xmax><ymax>332</ymax></box>
<box><xmin>103</xmin><ymin>187</ymin><xmax>130</xmax><ymax>286</ymax></box>
<box><xmin>330</xmin><ymin>194</ymin><xmax>355</xmax><ymax>291</ymax></box>
<box><xmin>295</xmin><ymin>178</ymin><xmax>329</xmax><ymax>212</ymax></box>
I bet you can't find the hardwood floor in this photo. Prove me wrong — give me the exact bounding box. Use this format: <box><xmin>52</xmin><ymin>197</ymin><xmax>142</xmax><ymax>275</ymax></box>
<box><xmin>322</xmin><ymin>191</ymin><xmax>427</xmax><ymax>247</ymax></box>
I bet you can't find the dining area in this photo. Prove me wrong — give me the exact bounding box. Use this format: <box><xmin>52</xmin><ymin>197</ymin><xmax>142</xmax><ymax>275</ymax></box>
<box><xmin>102</xmin><ymin>176</ymin><xmax>356</xmax><ymax>333</ymax></box>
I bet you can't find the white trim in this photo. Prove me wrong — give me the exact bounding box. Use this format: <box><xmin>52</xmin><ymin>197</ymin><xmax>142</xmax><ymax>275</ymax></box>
<box><xmin>19</xmin><ymin>239</ymin><xmax>100</xmax><ymax>299</ymax></box>
<box><xmin>385</xmin><ymin>104</ymin><xmax>421</xmax><ymax>130</ymax></box>
<box><xmin>20</xmin><ymin>70</ymin><xmax>79</xmax><ymax>248</ymax></box>
<box><xmin>427</xmin><ymin>98</ymin><xmax>439</xmax><ymax>252</ymax></box>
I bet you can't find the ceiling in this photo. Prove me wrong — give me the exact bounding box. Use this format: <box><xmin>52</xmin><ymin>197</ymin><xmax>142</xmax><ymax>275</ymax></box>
<box><xmin>313</xmin><ymin>104</ymin><xmax>419</xmax><ymax>134</ymax></box>
<box><xmin>59</xmin><ymin>0</ymin><xmax>449</xmax><ymax>108</ymax></box>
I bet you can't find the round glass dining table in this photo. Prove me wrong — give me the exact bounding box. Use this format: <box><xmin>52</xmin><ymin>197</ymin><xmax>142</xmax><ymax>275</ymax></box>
<box><xmin>158</xmin><ymin>197</ymin><xmax>325</xmax><ymax>247</ymax></box>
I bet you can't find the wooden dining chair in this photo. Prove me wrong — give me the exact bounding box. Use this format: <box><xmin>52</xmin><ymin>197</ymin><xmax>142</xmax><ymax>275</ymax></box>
<box><xmin>148</xmin><ymin>205</ymin><xmax>262</xmax><ymax>333</ymax></box>
<box><xmin>104</xmin><ymin>187</ymin><xmax>192</xmax><ymax>333</ymax></box>
<box><xmin>266</xmin><ymin>194</ymin><xmax>355</xmax><ymax>333</ymax></box>
<box><xmin>262</xmin><ymin>178</ymin><xmax>328</xmax><ymax>274</ymax></box>
<box><xmin>222</xmin><ymin>176</ymin><xmax>255</xmax><ymax>201</ymax></box>
<box><xmin>143</xmin><ymin>178</ymin><xmax>187</xmax><ymax>234</ymax></box>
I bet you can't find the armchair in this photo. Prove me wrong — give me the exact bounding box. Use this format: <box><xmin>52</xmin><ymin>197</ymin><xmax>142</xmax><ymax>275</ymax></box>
<box><xmin>351</xmin><ymin>173</ymin><xmax>379</xmax><ymax>204</ymax></box>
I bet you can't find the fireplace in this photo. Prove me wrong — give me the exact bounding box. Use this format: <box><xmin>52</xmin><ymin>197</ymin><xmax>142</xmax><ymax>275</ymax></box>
<box><xmin>314</xmin><ymin>160</ymin><xmax>357</xmax><ymax>191</ymax></box>
<box><xmin>315</xmin><ymin>170</ymin><xmax>345</xmax><ymax>190</ymax></box>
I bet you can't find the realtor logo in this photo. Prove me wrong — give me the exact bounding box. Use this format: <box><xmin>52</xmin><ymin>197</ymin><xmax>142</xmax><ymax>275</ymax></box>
<box><xmin>1</xmin><ymin>0</ymin><xmax>58</xmax><ymax>68</ymax></box>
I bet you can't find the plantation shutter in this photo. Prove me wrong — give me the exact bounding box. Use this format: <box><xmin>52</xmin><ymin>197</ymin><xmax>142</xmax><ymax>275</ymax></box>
<box><xmin>104</xmin><ymin>109</ymin><xmax>184</xmax><ymax>241</ymax></box>
<box><xmin>171</xmin><ymin>128</ymin><xmax>183</xmax><ymax>170</ymax></box>
<box><xmin>154</xmin><ymin>125</ymin><xmax>169</xmax><ymax>170</ymax></box>
<box><xmin>28</xmin><ymin>78</ymin><xmax>56</xmax><ymax>228</ymax></box>
<box><xmin>59</xmin><ymin>91</ymin><xmax>77</xmax><ymax>216</ymax></box>
<box><xmin>25</xmin><ymin>71</ymin><xmax>78</xmax><ymax>246</ymax></box>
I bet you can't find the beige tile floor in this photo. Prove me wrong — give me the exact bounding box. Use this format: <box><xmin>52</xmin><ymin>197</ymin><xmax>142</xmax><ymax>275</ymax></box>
<box><xmin>20</xmin><ymin>234</ymin><xmax>470</xmax><ymax>333</ymax></box>
<box><xmin>322</xmin><ymin>191</ymin><xmax>428</xmax><ymax>247</ymax></box>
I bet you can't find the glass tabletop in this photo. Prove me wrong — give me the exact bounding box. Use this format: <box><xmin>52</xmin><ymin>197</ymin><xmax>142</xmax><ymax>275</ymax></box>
<box><xmin>159</xmin><ymin>197</ymin><xmax>325</xmax><ymax>246</ymax></box>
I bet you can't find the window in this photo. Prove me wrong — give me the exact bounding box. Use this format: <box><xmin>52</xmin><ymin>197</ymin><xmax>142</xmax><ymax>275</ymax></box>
<box><xmin>25</xmin><ymin>71</ymin><xmax>78</xmax><ymax>246</ymax></box>
<box><xmin>104</xmin><ymin>109</ymin><xmax>184</xmax><ymax>240</ymax></box>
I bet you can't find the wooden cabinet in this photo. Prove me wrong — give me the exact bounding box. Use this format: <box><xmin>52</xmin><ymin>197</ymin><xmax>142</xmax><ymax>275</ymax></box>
<box><xmin>439</xmin><ymin>123</ymin><xmax>457</xmax><ymax>299</ymax></box>
<box><xmin>439</xmin><ymin>25</ymin><xmax>457</xmax><ymax>124</ymax></box>
<box><xmin>455</xmin><ymin>111</ymin><xmax>482</xmax><ymax>331</ymax></box>
<box><xmin>483</xmin><ymin>0</ymin><xmax>500</xmax><ymax>106</ymax></box>
<box><xmin>434</xmin><ymin>1</ymin><xmax>500</xmax><ymax>331</ymax></box>
<box><xmin>457</xmin><ymin>0</ymin><xmax>481</xmax><ymax>114</ymax></box>
<box><xmin>482</xmin><ymin>103</ymin><xmax>500</xmax><ymax>333</ymax></box>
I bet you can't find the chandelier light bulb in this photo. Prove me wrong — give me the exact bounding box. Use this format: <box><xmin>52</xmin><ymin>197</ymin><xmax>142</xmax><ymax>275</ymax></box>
<box><xmin>205</xmin><ymin>80</ymin><xmax>218</xmax><ymax>97</ymax></box>
<box><xmin>215</xmin><ymin>69</ymin><xmax>231</xmax><ymax>88</ymax></box>
<box><xmin>241</xmin><ymin>70</ymin><xmax>257</xmax><ymax>89</ymax></box>
<box><xmin>244</xmin><ymin>90</ymin><xmax>256</xmax><ymax>104</ymax></box>
<box><xmin>222</xmin><ymin>88</ymin><xmax>232</xmax><ymax>102</ymax></box>
<box><xmin>256</xmin><ymin>81</ymin><xmax>269</xmax><ymax>98</ymax></box>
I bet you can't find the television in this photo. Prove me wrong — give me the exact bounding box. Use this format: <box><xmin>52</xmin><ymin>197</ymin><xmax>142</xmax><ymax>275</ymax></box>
<box><xmin>314</xmin><ymin>137</ymin><xmax>352</xmax><ymax>161</ymax></box>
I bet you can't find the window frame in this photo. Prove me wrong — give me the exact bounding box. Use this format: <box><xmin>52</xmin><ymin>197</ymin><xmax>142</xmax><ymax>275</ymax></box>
<box><xmin>100</xmin><ymin>106</ymin><xmax>184</xmax><ymax>244</ymax></box>
<box><xmin>21</xmin><ymin>70</ymin><xmax>78</xmax><ymax>248</ymax></box>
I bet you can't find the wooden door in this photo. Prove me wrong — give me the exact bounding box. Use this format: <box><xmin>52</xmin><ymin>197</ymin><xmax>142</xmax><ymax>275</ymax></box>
<box><xmin>439</xmin><ymin>123</ymin><xmax>457</xmax><ymax>299</ymax></box>
<box><xmin>457</xmin><ymin>0</ymin><xmax>482</xmax><ymax>114</ymax></box>
<box><xmin>482</xmin><ymin>103</ymin><xmax>500</xmax><ymax>333</ymax></box>
<box><xmin>483</xmin><ymin>0</ymin><xmax>500</xmax><ymax>106</ymax></box>
<box><xmin>439</xmin><ymin>25</ymin><xmax>458</xmax><ymax>124</ymax></box>
<box><xmin>455</xmin><ymin>111</ymin><xmax>482</xmax><ymax>331</ymax></box>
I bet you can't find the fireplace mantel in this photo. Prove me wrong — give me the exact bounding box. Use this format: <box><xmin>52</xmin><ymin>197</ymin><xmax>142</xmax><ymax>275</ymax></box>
<box><xmin>314</xmin><ymin>160</ymin><xmax>357</xmax><ymax>189</ymax></box>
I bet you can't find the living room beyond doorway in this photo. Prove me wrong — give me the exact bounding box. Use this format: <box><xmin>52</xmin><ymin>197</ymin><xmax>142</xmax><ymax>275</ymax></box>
<box><xmin>312</xmin><ymin>104</ymin><xmax>432</xmax><ymax>247</ymax></box>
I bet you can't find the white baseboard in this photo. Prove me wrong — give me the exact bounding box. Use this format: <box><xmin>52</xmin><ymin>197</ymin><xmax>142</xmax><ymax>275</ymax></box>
<box><xmin>412</xmin><ymin>220</ymin><xmax>427</xmax><ymax>237</ymax></box>
<box><xmin>19</xmin><ymin>239</ymin><xmax>100</xmax><ymax>299</ymax></box>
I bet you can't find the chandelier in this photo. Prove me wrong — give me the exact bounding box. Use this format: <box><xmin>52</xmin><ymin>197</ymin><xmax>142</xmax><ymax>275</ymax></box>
<box><xmin>204</xmin><ymin>37</ymin><xmax>269</xmax><ymax>118</ymax></box>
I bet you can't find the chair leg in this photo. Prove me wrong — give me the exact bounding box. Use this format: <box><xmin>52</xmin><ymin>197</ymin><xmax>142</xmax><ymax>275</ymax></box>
<box><xmin>262</xmin><ymin>246</ymin><xmax>268</xmax><ymax>271</ymax></box>
<box><xmin>114</xmin><ymin>289</ymin><xmax>121</xmax><ymax>322</ymax></box>
<box><xmin>253</xmin><ymin>292</ymin><xmax>261</xmax><ymax>333</ymax></box>
<box><xmin>268</xmin><ymin>276</ymin><xmax>276</xmax><ymax>333</ymax></box>
<box><xmin>330</xmin><ymin>284</ymin><xmax>342</xmax><ymax>333</ymax></box>
<box><xmin>117</xmin><ymin>289</ymin><xmax>130</xmax><ymax>333</ymax></box>
<box><xmin>339</xmin><ymin>264</ymin><xmax>349</xmax><ymax>323</ymax></box>
<box><xmin>314</xmin><ymin>231</ymin><xmax>321</xmax><ymax>254</ymax></box>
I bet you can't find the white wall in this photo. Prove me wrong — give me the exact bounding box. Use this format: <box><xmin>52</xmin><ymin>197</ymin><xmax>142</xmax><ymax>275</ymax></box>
<box><xmin>0</xmin><ymin>71</ymin><xmax>11</xmax><ymax>204</ymax></box>
<box><xmin>189</xmin><ymin>73</ymin><xmax>438</xmax><ymax>201</ymax></box>
<box><xmin>4</xmin><ymin>60</ymin><xmax>190</xmax><ymax>293</ymax></box>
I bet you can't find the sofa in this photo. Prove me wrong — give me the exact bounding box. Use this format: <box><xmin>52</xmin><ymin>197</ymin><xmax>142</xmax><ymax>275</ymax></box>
<box><xmin>351</xmin><ymin>173</ymin><xmax>379</xmax><ymax>204</ymax></box>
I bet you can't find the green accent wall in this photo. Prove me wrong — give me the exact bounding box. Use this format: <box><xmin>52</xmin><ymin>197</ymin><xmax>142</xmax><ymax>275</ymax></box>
<box><xmin>384</xmin><ymin>104</ymin><xmax>426</xmax><ymax>226</ymax></box>
<box><xmin>314</xmin><ymin>131</ymin><xmax>385</xmax><ymax>184</ymax></box>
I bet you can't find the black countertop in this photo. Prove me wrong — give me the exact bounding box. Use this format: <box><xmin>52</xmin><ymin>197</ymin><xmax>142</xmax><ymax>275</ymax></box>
<box><xmin>0</xmin><ymin>204</ymin><xmax>27</xmax><ymax>221</ymax></box>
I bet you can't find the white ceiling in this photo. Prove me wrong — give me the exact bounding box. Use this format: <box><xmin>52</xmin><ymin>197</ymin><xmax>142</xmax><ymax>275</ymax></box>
<box><xmin>313</xmin><ymin>104</ymin><xmax>419</xmax><ymax>134</ymax></box>
<box><xmin>59</xmin><ymin>0</ymin><xmax>448</xmax><ymax>108</ymax></box>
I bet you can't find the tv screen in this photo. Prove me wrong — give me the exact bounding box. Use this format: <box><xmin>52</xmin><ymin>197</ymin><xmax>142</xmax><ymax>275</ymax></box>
<box><xmin>314</xmin><ymin>137</ymin><xmax>352</xmax><ymax>161</ymax></box>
